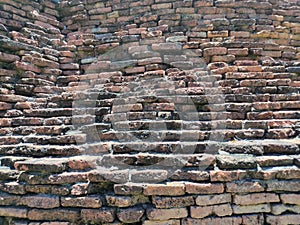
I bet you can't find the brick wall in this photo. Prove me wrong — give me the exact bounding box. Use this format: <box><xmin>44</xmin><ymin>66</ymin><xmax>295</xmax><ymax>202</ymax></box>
<box><xmin>0</xmin><ymin>0</ymin><xmax>300</xmax><ymax>224</ymax></box>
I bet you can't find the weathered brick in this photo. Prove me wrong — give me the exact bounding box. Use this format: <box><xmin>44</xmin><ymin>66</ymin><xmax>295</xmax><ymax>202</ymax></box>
<box><xmin>71</xmin><ymin>183</ymin><xmax>89</xmax><ymax>196</ymax></box>
<box><xmin>114</xmin><ymin>183</ymin><xmax>144</xmax><ymax>195</ymax></box>
<box><xmin>233</xmin><ymin>193</ymin><xmax>280</xmax><ymax>205</ymax></box>
<box><xmin>216</xmin><ymin>154</ymin><xmax>257</xmax><ymax>170</ymax></box>
<box><xmin>203</xmin><ymin>47</ymin><xmax>227</xmax><ymax>56</ymax></box>
<box><xmin>147</xmin><ymin>207</ymin><xmax>188</xmax><ymax>220</ymax></box>
<box><xmin>117</xmin><ymin>206</ymin><xmax>144</xmax><ymax>223</ymax></box>
<box><xmin>61</xmin><ymin>196</ymin><xmax>102</xmax><ymax>208</ymax></box>
<box><xmin>185</xmin><ymin>182</ymin><xmax>224</xmax><ymax>194</ymax></box>
<box><xmin>280</xmin><ymin>193</ymin><xmax>300</xmax><ymax>205</ymax></box>
<box><xmin>267</xmin><ymin>180</ymin><xmax>300</xmax><ymax>192</ymax></box>
<box><xmin>271</xmin><ymin>204</ymin><xmax>300</xmax><ymax>215</ymax></box>
<box><xmin>276</xmin><ymin>168</ymin><xmax>300</xmax><ymax>179</ymax></box>
<box><xmin>153</xmin><ymin>196</ymin><xmax>194</xmax><ymax>208</ymax></box>
<box><xmin>14</xmin><ymin>158</ymin><xmax>68</xmax><ymax>173</ymax></box>
<box><xmin>143</xmin><ymin>220</ymin><xmax>180</xmax><ymax>225</ymax></box>
<box><xmin>28</xmin><ymin>209</ymin><xmax>79</xmax><ymax>221</ymax></box>
<box><xmin>226</xmin><ymin>181</ymin><xmax>264</xmax><ymax>193</ymax></box>
<box><xmin>106</xmin><ymin>195</ymin><xmax>134</xmax><ymax>208</ymax></box>
<box><xmin>240</xmin><ymin>79</ymin><xmax>267</xmax><ymax>87</ymax></box>
<box><xmin>0</xmin><ymin>206</ymin><xmax>27</xmax><ymax>218</ymax></box>
<box><xmin>190</xmin><ymin>203</ymin><xmax>232</xmax><ymax>218</ymax></box>
<box><xmin>144</xmin><ymin>183</ymin><xmax>185</xmax><ymax>196</ymax></box>
<box><xmin>112</xmin><ymin>104</ymin><xmax>143</xmax><ymax>113</ymax></box>
<box><xmin>228</xmin><ymin>48</ymin><xmax>248</xmax><ymax>56</ymax></box>
<box><xmin>0</xmin><ymin>181</ymin><xmax>26</xmax><ymax>194</ymax></box>
<box><xmin>207</xmin><ymin>30</ymin><xmax>228</xmax><ymax>38</ymax></box>
<box><xmin>152</xmin><ymin>43</ymin><xmax>182</xmax><ymax>51</ymax></box>
<box><xmin>21</xmin><ymin>195</ymin><xmax>59</xmax><ymax>209</ymax></box>
<box><xmin>233</xmin><ymin>204</ymin><xmax>271</xmax><ymax>214</ymax></box>
<box><xmin>195</xmin><ymin>193</ymin><xmax>231</xmax><ymax>206</ymax></box>
<box><xmin>81</xmin><ymin>208</ymin><xmax>115</xmax><ymax>223</ymax></box>
<box><xmin>130</xmin><ymin>169</ymin><xmax>168</xmax><ymax>183</ymax></box>
<box><xmin>267</xmin><ymin>215</ymin><xmax>300</xmax><ymax>225</ymax></box>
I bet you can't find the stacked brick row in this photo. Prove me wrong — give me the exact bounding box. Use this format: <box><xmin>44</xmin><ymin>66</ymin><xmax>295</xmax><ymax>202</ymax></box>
<box><xmin>0</xmin><ymin>152</ymin><xmax>299</xmax><ymax>224</ymax></box>
<box><xmin>0</xmin><ymin>0</ymin><xmax>299</xmax><ymax>224</ymax></box>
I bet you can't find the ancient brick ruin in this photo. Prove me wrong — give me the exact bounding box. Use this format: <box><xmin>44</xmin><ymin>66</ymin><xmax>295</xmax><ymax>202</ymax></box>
<box><xmin>0</xmin><ymin>0</ymin><xmax>300</xmax><ymax>224</ymax></box>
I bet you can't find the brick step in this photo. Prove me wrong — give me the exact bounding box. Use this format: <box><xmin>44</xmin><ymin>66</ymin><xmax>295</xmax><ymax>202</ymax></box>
<box><xmin>98</xmin><ymin>153</ymin><xmax>215</xmax><ymax>169</ymax></box>
<box><xmin>96</xmin><ymin>129</ymin><xmax>267</xmax><ymax>142</ymax></box>
<box><xmin>0</xmin><ymin>134</ymin><xmax>86</xmax><ymax>145</ymax></box>
<box><xmin>10</xmin><ymin>125</ymin><xmax>73</xmax><ymax>135</ymax></box>
<box><xmin>13</xmin><ymin>155</ymin><xmax>101</xmax><ymax>174</ymax></box>
<box><xmin>11</xmin><ymin>162</ymin><xmax>300</xmax><ymax>184</ymax></box>
<box><xmin>109</xmin><ymin>140</ymin><xmax>300</xmax><ymax>155</ymax></box>
<box><xmin>0</xmin><ymin>144</ymin><xmax>82</xmax><ymax>157</ymax></box>
<box><xmin>22</xmin><ymin>108</ymin><xmax>73</xmax><ymax>117</ymax></box>
<box><xmin>0</xmin><ymin>140</ymin><xmax>299</xmax><ymax>157</ymax></box>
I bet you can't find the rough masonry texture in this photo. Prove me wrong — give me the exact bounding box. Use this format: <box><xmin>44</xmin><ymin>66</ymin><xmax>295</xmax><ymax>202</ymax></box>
<box><xmin>0</xmin><ymin>0</ymin><xmax>300</xmax><ymax>224</ymax></box>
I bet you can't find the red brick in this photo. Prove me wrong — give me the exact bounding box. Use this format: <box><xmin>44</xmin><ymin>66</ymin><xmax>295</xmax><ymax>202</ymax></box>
<box><xmin>203</xmin><ymin>47</ymin><xmax>227</xmax><ymax>56</ymax></box>
<box><xmin>14</xmin><ymin>61</ymin><xmax>41</xmax><ymax>73</ymax></box>
<box><xmin>129</xmin><ymin>28</ymin><xmax>147</xmax><ymax>35</ymax></box>
<box><xmin>14</xmin><ymin>158</ymin><xmax>68</xmax><ymax>173</ymax></box>
<box><xmin>185</xmin><ymin>183</ymin><xmax>224</xmax><ymax>194</ymax></box>
<box><xmin>208</xmin><ymin>30</ymin><xmax>228</xmax><ymax>38</ymax></box>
